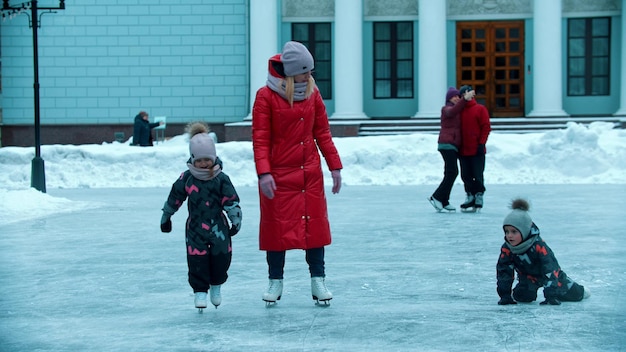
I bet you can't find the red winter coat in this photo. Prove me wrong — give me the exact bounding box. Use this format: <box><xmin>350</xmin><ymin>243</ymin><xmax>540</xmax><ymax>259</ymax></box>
<box><xmin>459</xmin><ymin>99</ymin><xmax>491</xmax><ymax>156</ymax></box>
<box><xmin>252</xmin><ymin>58</ymin><xmax>342</xmax><ymax>251</ymax></box>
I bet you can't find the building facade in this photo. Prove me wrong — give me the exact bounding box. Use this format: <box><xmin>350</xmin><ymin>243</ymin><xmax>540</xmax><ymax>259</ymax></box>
<box><xmin>0</xmin><ymin>0</ymin><xmax>624</xmax><ymax>146</ymax></box>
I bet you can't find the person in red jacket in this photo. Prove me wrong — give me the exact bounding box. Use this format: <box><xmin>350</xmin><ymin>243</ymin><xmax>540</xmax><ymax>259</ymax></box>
<box><xmin>458</xmin><ymin>85</ymin><xmax>491</xmax><ymax>211</ymax></box>
<box><xmin>252</xmin><ymin>41</ymin><xmax>343</xmax><ymax>306</ymax></box>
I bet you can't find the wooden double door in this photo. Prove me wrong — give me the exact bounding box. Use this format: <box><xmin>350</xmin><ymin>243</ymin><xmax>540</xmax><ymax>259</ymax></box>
<box><xmin>456</xmin><ymin>21</ymin><xmax>525</xmax><ymax>117</ymax></box>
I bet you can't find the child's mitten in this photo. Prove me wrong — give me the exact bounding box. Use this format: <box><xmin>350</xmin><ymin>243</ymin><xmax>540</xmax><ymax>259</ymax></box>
<box><xmin>540</xmin><ymin>297</ymin><xmax>561</xmax><ymax>305</ymax></box>
<box><xmin>161</xmin><ymin>202</ymin><xmax>176</xmax><ymax>233</ymax></box>
<box><xmin>160</xmin><ymin>213</ymin><xmax>172</xmax><ymax>233</ymax></box>
<box><xmin>225</xmin><ymin>204</ymin><xmax>242</xmax><ymax>237</ymax></box>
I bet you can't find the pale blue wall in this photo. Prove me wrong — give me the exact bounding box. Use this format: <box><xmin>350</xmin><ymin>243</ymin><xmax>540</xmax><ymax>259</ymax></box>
<box><xmin>445</xmin><ymin>21</ymin><xmax>458</xmax><ymax>100</ymax></box>
<box><xmin>1</xmin><ymin>2</ymin><xmax>622</xmax><ymax>127</ymax></box>
<box><xmin>0</xmin><ymin>0</ymin><xmax>249</xmax><ymax>125</ymax></box>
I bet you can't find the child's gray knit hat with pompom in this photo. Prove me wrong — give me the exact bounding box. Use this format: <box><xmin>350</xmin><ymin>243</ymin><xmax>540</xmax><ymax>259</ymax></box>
<box><xmin>188</xmin><ymin>122</ymin><xmax>216</xmax><ymax>163</ymax></box>
<box><xmin>503</xmin><ymin>199</ymin><xmax>533</xmax><ymax>240</ymax></box>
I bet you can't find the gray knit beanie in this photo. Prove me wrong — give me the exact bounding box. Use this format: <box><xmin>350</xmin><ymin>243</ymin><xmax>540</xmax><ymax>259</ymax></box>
<box><xmin>281</xmin><ymin>41</ymin><xmax>314</xmax><ymax>76</ymax></box>
<box><xmin>189</xmin><ymin>133</ymin><xmax>216</xmax><ymax>163</ymax></box>
<box><xmin>502</xmin><ymin>199</ymin><xmax>533</xmax><ymax>240</ymax></box>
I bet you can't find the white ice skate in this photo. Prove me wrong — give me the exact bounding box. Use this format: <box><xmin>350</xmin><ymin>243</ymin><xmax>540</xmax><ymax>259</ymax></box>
<box><xmin>428</xmin><ymin>196</ymin><xmax>443</xmax><ymax>212</ymax></box>
<box><xmin>442</xmin><ymin>204</ymin><xmax>456</xmax><ymax>212</ymax></box>
<box><xmin>262</xmin><ymin>279</ymin><xmax>283</xmax><ymax>307</ymax></box>
<box><xmin>194</xmin><ymin>292</ymin><xmax>208</xmax><ymax>312</ymax></box>
<box><xmin>210</xmin><ymin>285</ymin><xmax>221</xmax><ymax>308</ymax></box>
<box><xmin>428</xmin><ymin>196</ymin><xmax>456</xmax><ymax>213</ymax></box>
<box><xmin>311</xmin><ymin>277</ymin><xmax>332</xmax><ymax>306</ymax></box>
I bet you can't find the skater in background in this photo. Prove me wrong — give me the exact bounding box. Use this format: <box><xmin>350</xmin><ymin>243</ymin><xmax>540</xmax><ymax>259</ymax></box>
<box><xmin>458</xmin><ymin>85</ymin><xmax>491</xmax><ymax>211</ymax></box>
<box><xmin>252</xmin><ymin>41</ymin><xmax>343</xmax><ymax>305</ymax></box>
<box><xmin>428</xmin><ymin>86</ymin><xmax>473</xmax><ymax>212</ymax></box>
<box><xmin>160</xmin><ymin>122</ymin><xmax>242</xmax><ymax>309</ymax></box>
<box><xmin>496</xmin><ymin>198</ymin><xmax>590</xmax><ymax>305</ymax></box>
<box><xmin>131</xmin><ymin>111</ymin><xmax>163</xmax><ymax>146</ymax></box>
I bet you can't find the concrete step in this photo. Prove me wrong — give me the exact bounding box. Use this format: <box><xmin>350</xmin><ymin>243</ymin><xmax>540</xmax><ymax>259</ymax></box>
<box><xmin>357</xmin><ymin>116</ymin><xmax>625</xmax><ymax>136</ymax></box>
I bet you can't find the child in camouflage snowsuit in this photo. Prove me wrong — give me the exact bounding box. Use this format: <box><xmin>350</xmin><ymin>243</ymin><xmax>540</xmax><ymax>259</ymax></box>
<box><xmin>496</xmin><ymin>198</ymin><xmax>589</xmax><ymax>305</ymax></box>
<box><xmin>160</xmin><ymin>122</ymin><xmax>242</xmax><ymax>309</ymax></box>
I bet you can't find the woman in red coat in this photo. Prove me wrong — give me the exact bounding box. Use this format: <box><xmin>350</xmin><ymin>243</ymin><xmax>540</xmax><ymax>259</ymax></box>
<box><xmin>252</xmin><ymin>41</ymin><xmax>343</xmax><ymax>305</ymax></box>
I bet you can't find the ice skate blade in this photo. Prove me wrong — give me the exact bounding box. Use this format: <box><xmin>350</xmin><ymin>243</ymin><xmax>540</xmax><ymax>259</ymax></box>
<box><xmin>263</xmin><ymin>300</ymin><xmax>278</xmax><ymax>308</ymax></box>
<box><xmin>313</xmin><ymin>296</ymin><xmax>332</xmax><ymax>306</ymax></box>
<box><xmin>314</xmin><ymin>299</ymin><xmax>331</xmax><ymax>307</ymax></box>
<box><xmin>197</xmin><ymin>308</ymin><xmax>204</xmax><ymax>313</ymax></box>
<box><xmin>461</xmin><ymin>207</ymin><xmax>480</xmax><ymax>213</ymax></box>
<box><xmin>263</xmin><ymin>295</ymin><xmax>281</xmax><ymax>307</ymax></box>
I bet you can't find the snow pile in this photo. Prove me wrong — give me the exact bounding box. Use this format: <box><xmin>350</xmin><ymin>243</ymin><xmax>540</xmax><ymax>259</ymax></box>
<box><xmin>0</xmin><ymin>122</ymin><xmax>624</xmax><ymax>191</ymax></box>
<box><xmin>0</xmin><ymin>122</ymin><xmax>624</xmax><ymax>225</ymax></box>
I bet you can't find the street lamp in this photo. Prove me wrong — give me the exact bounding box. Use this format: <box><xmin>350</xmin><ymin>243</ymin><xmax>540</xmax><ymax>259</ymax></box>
<box><xmin>1</xmin><ymin>0</ymin><xmax>65</xmax><ymax>193</ymax></box>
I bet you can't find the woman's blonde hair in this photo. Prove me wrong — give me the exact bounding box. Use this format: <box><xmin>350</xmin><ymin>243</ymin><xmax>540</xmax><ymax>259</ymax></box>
<box><xmin>284</xmin><ymin>76</ymin><xmax>316</xmax><ymax>107</ymax></box>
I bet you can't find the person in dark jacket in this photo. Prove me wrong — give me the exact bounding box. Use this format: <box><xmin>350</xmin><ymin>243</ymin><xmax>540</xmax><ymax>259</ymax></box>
<box><xmin>428</xmin><ymin>86</ymin><xmax>471</xmax><ymax>212</ymax></box>
<box><xmin>496</xmin><ymin>198</ymin><xmax>590</xmax><ymax>305</ymax></box>
<box><xmin>131</xmin><ymin>111</ymin><xmax>162</xmax><ymax>146</ymax></box>
<box><xmin>458</xmin><ymin>86</ymin><xmax>491</xmax><ymax>211</ymax></box>
<box><xmin>160</xmin><ymin>122</ymin><xmax>242</xmax><ymax>310</ymax></box>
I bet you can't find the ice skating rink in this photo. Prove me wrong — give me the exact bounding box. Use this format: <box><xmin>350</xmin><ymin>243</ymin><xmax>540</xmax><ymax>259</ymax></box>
<box><xmin>1</xmin><ymin>185</ymin><xmax>624</xmax><ymax>351</ymax></box>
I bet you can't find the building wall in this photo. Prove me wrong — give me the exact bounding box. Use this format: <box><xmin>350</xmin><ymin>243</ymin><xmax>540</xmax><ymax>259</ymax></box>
<box><xmin>0</xmin><ymin>0</ymin><xmax>249</xmax><ymax>132</ymax></box>
<box><xmin>0</xmin><ymin>0</ymin><xmax>623</xmax><ymax>146</ymax></box>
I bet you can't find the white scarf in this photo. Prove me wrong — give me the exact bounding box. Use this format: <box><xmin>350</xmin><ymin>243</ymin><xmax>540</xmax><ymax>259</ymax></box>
<box><xmin>187</xmin><ymin>162</ymin><xmax>222</xmax><ymax>181</ymax></box>
<box><xmin>266</xmin><ymin>74</ymin><xmax>309</xmax><ymax>102</ymax></box>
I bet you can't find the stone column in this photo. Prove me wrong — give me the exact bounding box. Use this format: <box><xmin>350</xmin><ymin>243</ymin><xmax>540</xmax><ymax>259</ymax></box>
<box><xmin>528</xmin><ymin>0</ymin><xmax>568</xmax><ymax>117</ymax></box>
<box><xmin>614</xmin><ymin>0</ymin><xmax>626</xmax><ymax>116</ymax></box>
<box><xmin>331</xmin><ymin>0</ymin><xmax>367</xmax><ymax>119</ymax></box>
<box><xmin>247</xmin><ymin>0</ymin><xmax>278</xmax><ymax>119</ymax></box>
<box><xmin>414</xmin><ymin>0</ymin><xmax>447</xmax><ymax>118</ymax></box>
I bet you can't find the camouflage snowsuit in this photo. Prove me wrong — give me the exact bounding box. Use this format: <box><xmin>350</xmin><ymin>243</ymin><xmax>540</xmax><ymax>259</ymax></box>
<box><xmin>496</xmin><ymin>231</ymin><xmax>585</xmax><ymax>303</ymax></box>
<box><xmin>164</xmin><ymin>169</ymin><xmax>241</xmax><ymax>293</ymax></box>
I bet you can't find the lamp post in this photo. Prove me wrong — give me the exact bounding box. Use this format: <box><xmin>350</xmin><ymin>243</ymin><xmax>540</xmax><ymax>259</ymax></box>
<box><xmin>1</xmin><ymin>0</ymin><xmax>65</xmax><ymax>193</ymax></box>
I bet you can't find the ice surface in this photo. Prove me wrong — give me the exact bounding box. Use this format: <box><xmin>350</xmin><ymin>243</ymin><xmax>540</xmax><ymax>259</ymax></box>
<box><xmin>1</xmin><ymin>185</ymin><xmax>624</xmax><ymax>351</ymax></box>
